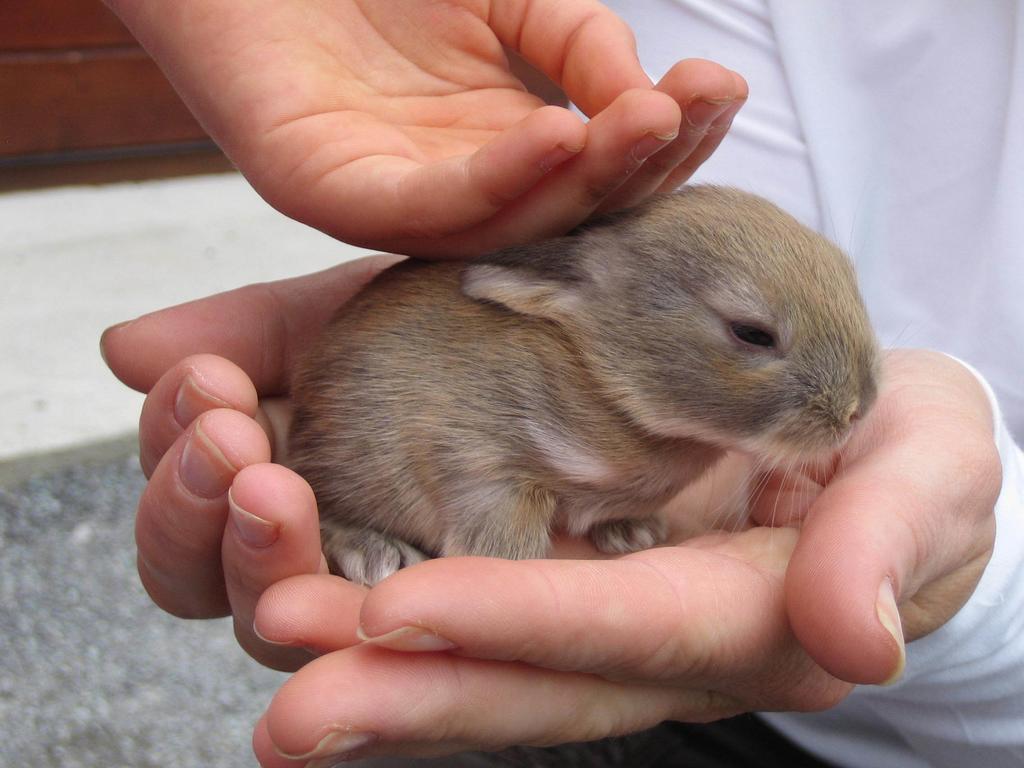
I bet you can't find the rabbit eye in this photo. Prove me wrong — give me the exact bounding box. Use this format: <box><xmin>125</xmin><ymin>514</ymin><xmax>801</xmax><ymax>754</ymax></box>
<box><xmin>730</xmin><ymin>322</ymin><xmax>776</xmax><ymax>349</ymax></box>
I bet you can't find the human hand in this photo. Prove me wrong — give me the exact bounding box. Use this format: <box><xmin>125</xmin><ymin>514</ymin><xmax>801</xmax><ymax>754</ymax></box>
<box><xmin>101</xmin><ymin>254</ymin><xmax>402</xmax><ymax>670</ymax></box>
<box><xmin>103</xmin><ymin>0</ymin><xmax>746</xmax><ymax>256</ymax></box>
<box><xmin>248</xmin><ymin>349</ymin><xmax>1001</xmax><ymax>764</ymax></box>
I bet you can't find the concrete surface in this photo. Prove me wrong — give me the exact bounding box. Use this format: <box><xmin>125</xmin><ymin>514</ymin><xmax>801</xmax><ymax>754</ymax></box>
<box><xmin>0</xmin><ymin>172</ymin><xmax>370</xmax><ymax>766</ymax></box>
<box><xmin>0</xmin><ymin>172</ymin><xmax>371</xmax><ymax>462</ymax></box>
<box><xmin>0</xmin><ymin>447</ymin><xmax>284</xmax><ymax>767</ymax></box>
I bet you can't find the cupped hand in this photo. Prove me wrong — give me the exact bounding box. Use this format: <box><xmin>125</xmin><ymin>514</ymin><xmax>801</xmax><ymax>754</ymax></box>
<box><xmin>103</xmin><ymin>0</ymin><xmax>746</xmax><ymax>256</ymax></box>
<box><xmin>102</xmin><ymin>254</ymin><xmax>402</xmax><ymax>670</ymax></box>
<box><xmin>249</xmin><ymin>349</ymin><xmax>1001</xmax><ymax>764</ymax></box>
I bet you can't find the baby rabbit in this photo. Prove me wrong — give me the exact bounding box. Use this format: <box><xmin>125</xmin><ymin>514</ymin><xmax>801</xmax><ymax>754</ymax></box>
<box><xmin>289</xmin><ymin>186</ymin><xmax>880</xmax><ymax>586</ymax></box>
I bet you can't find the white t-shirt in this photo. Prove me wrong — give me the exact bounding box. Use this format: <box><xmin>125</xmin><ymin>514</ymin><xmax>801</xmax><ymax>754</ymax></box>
<box><xmin>600</xmin><ymin>2</ymin><xmax>1024</xmax><ymax>766</ymax></box>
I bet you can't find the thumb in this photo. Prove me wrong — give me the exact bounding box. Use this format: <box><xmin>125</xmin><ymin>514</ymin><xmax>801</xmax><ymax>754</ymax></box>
<box><xmin>785</xmin><ymin>351</ymin><xmax>1000</xmax><ymax>685</ymax></box>
<box><xmin>784</xmin><ymin>457</ymin><xmax>912</xmax><ymax>686</ymax></box>
<box><xmin>497</xmin><ymin>0</ymin><xmax>652</xmax><ymax>117</ymax></box>
<box><xmin>101</xmin><ymin>253</ymin><xmax>401</xmax><ymax>395</ymax></box>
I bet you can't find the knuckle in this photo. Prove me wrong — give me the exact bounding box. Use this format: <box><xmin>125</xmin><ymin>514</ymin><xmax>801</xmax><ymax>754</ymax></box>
<box><xmin>791</xmin><ymin>677</ymin><xmax>852</xmax><ymax>712</ymax></box>
<box><xmin>640</xmin><ymin>146</ymin><xmax>686</xmax><ymax>176</ymax></box>
<box><xmin>138</xmin><ymin>555</ymin><xmax>227</xmax><ymax>619</ymax></box>
<box><xmin>666</xmin><ymin>689</ymin><xmax>745</xmax><ymax>723</ymax></box>
<box><xmin>397</xmin><ymin>212</ymin><xmax>448</xmax><ymax>242</ymax></box>
<box><xmin>223</xmin><ymin>551</ymin><xmax>268</xmax><ymax>601</ymax></box>
<box><xmin>963</xmin><ymin>434</ymin><xmax>1004</xmax><ymax>509</ymax></box>
<box><xmin>754</xmin><ymin>654</ymin><xmax>852</xmax><ymax>712</ymax></box>
<box><xmin>622</xmin><ymin>627</ymin><xmax>705</xmax><ymax>683</ymax></box>
<box><xmin>580</xmin><ymin>170</ymin><xmax>632</xmax><ymax>207</ymax></box>
<box><xmin>468</xmin><ymin>151</ymin><xmax>524</xmax><ymax>210</ymax></box>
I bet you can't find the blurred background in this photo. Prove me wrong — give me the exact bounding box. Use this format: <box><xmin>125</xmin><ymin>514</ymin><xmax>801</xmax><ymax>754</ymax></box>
<box><xmin>0</xmin><ymin>2</ymin><xmax>368</xmax><ymax>764</ymax></box>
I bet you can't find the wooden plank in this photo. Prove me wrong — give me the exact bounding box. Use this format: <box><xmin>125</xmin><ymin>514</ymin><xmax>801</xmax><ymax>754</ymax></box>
<box><xmin>0</xmin><ymin>0</ymin><xmax>135</xmax><ymax>51</ymax></box>
<box><xmin>0</xmin><ymin>149</ymin><xmax>234</xmax><ymax>192</ymax></box>
<box><xmin>0</xmin><ymin>48</ymin><xmax>209</xmax><ymax>157</ymax></box>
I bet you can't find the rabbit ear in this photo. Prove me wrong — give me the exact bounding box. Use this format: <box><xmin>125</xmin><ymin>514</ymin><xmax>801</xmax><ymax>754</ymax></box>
<box><xmin>461</xmin><ymin>238</ymin><xmax>587</xmax><ymax>322</ymax></box>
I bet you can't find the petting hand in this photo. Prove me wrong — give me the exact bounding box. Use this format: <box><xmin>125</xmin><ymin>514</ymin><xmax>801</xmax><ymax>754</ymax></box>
<box><xmin>247</xmin><ymin>349</ymin><xmax>1001</xmax><ymax>765</ymax></box>
<box><xmin>102</xmin><ymin>0</ymin><xmax>746</xmax><ymax>256</ymax></box>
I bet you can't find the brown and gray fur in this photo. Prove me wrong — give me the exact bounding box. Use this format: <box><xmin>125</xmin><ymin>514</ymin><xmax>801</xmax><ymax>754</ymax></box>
<box><xmin>289</xmin><ymin>186</ymin><xmax>880</xmax><ymax>586</ymax></box>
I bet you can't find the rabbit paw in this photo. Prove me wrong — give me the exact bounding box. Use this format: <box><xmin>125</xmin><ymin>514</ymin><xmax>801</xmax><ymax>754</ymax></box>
<box><xmin>588</xmin><ymin>517</ymin><xmax>668</xmax><ymax>554</ymax></box>
<box><xmin>322</xmin><ymin>525</ymin><xmax>428</xmax><ymax>586</ymax></box>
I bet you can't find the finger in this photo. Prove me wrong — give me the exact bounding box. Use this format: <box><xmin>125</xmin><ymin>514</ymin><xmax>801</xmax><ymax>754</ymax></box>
<box><xmin>254</xmin><ymin>573</ymin><xmax>366</xmax><ymax>655</ymax></box>
<box><xmin>297</xmin><ymin>107</ymin><xmax>586</xmax><ymax>250</ymax></box>
<box><xmin>222</xmin><ymin>463</ymin><xmax>332</xmax><ymax>671</ymax></box>
<box><xmin>136</xmin><ymin>408</ymin><xmax>270</xmax><ymax>618</ymax></box>
<box><xmin>356</xmin><ymin>529</ymin><xmax>844</xmax><ymax>709</ymax></box>
<box><xmin>597</xmin><ymin>61</ymin><xmax>747</xmax><ymax>212</ymax></box>
<box><xmin>492</xmin><ymin>0</ymin><xmax>653</xmax><ymax>116</ymax></box>
<box><xmin>385</xmin><ymin>87</ymin><xmax>683</xmax><ymax>256</ymax></box>
<box><xmin>356</xmin><ymin>535</ymin><xmax>776</xmax><ymax>683</ymax></box>
<box><xmin>786</xmin><ymin>351</ymin><xmax>1002</xmax><ymax>685</ymax></box>
<box><xmin>101</xmin><ymin>253</ymin><xmax>403</xmax><ymax>395</ymax></box>
<box><xmin>137</xmin><ymin>354</ymin><xmax>258</xmax><ymax>477</ymax></box>
<box><xmin>253</xmin><ymin>716</ymin><xmax>295</xmax><ymax>768</ymax></box>
<box><xmin>260</xmin><ymin>645</ymin><xmax>718</xmax><ymax>765</ymax></box>
<box><xmin>388</xmin><ymin>105</ymin><xmax>586</xmax><ymax>241</ymax></box>
<box><xmin>506</xmin><ymin>88</ymin><xmax>681</xmax><ymax>227</ymax></box>
<box><xmin>654</xmin><ymin>73</ymin><xmax>747</xmax><ymax>193</ymax></box>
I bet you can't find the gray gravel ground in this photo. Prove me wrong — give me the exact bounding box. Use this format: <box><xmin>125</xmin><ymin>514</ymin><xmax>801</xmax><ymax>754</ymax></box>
<box><xmin>0</xmin><ymin>445</ymin><xmax>285</xmax><ymax>767</ymax></box>
<box><xmin>0</xmin><ymin>444</ymin><xmax>834</xmax><ymax>768</ymax></box>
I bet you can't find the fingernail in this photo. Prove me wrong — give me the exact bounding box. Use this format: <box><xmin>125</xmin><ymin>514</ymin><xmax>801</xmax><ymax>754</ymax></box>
<box><xmin>174</xmin><ymin>374</ymin><xmax>231</xmax><ymax>430</ymax></box>
<box><xmin>876</xmin><ymin>577</ymin><xmax>906</xmax><ymax>686</ymax></box>
<box><xmin>705</xmin><ymin>100</ymin><xmax>743</xmax><ymax>136</ymax></box>
<box><xmin>99</xmin><ymin>319</ymin><xmax>142</xmax><ymax>369</ymax></box>
<box><xmin>276</xmin><ymin>730</ymin><xmax>378</xmax><ymax>764</ymax></box>
<box><xmin>357</xmin><ymin>625</ymin><xmax>457</xmax><ymax>652</ymax></box>
<box><xmin>539</xmin><ymin>143</ymin><xmax>583</xmax><ymax>173</ymax></box>
<box><xmin>228</xmin><ymin>490</ymin><xmax>279</xmax><ymax>548</ymax></box>
<box><xmin>251</xmin><ymin>619</ymin><xmax>322</xmax><ymax>656</ymax></box>
<box><xmin>683</xmin><ymin>99</ymin><xmax>731</xmax><ymax>130</ymax></box>
<box><xmin>631</xmin><ymin>132</ymin><xmax>676</xmax><ymax>162</ymax></box>
<box><xmin>98</xmin><ymin>333</ymin><xmax>114</xmax><ymax>369</ymax></box>
<box><xmin>251</xmin><ymin>619</ymin><xmax>288</xmax><ymax>646</ymax></box>
<box><xmin>178</xmin><ymin>421</ymin><xmax>236</xmax><ymax>499</ymax></box>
